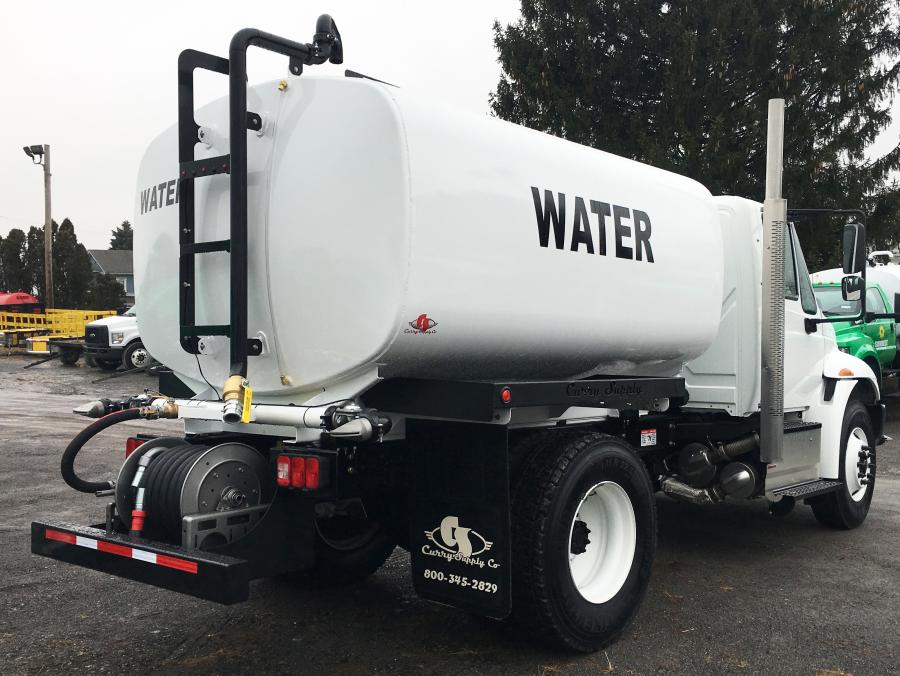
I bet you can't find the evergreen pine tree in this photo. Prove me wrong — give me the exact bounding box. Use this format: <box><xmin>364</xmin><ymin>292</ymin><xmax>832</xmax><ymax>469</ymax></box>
<box><xmin>0</xmin><ymin>229</ymin><xmax>28</xmax><ymax>292</ymax></box>
<box><xmin>492</xmin><ymin>0</ymin><xmax>900</xmax><ymax>266</ymax></box>
<box><xmin>109</xmin><ymin>220</ymin><xmax>133</xmax><ymax>250</ymax></box>
<box><xmin>22</xmin><ymin>219</ymin><xmax>95</xmax><ymax>307</ymax></box>
<box><xmin>53</xmin><ymin>218</ymin><xmax>95</xmax><ymax>308</ymax></box>
<box><xmin>86</xmin><ymin>273</ymin><xmax>126</xmax><ymax>310</ymax></box>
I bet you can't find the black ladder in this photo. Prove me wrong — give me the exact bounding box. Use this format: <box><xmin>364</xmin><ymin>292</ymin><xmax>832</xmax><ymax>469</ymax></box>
<box><xmin>176</xmin><ymin>17</ymin><xmax>343</xmax><ymax>377</ymax></box>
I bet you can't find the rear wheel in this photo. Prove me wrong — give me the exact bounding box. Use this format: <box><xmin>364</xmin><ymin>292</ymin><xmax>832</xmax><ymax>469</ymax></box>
<box><xmin>302</xmin><ymin>512</ymin><xmax>396</xmax><ymax>586</ymax></box>
<box><xmin>810</xmin><ymin>398</ymin><xmax>875</xmax><ymax>529</ymax></box>
<box><xmin>511</xmin><ymin>431</ymin><xmax>656</xmax><ymax>652</ymax></box>
<box><xmin>58</xmin><ymin>350</ymin><xmax>80</xmax><ymax>366</ymax></box>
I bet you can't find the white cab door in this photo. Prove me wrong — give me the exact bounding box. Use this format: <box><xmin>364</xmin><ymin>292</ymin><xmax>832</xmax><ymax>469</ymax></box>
<box><xmin>783</xmin><ymin>224</ymin><xmax>829</xmax><ymax>412</ymax></box>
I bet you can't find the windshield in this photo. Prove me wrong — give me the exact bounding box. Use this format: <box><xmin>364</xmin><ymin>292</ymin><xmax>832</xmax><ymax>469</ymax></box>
<box><xmin>813</xmin><ymin>287</ymin><xmax>858</xmax><ymax>317</ymax></box>
<box><xmin>124</xmin><ymin>306</ymin><xmax>137</xmax><ymax>317</ymax></box>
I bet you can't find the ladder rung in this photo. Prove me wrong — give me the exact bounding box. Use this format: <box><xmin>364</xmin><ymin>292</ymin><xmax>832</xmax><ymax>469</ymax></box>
<box><xmin>182</xmin><ymin>240</ymin><xmax>231</xmax><ymax>255</ymax></box>
<box><xmin>180</xmin><ymin>325</ymin><xmax>231</xmax><ymax>337</ymax></box>
<box><xmin>180</xmin><ymin>155</ymin><xmax>230</xmax><ymax>178</ymax></box>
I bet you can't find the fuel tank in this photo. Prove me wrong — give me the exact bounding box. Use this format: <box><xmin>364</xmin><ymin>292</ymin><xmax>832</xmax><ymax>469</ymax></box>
<box><xmin>134</xmin><ymin>75</ymin><xmax>724</xmax><ymax>403</ymax></box>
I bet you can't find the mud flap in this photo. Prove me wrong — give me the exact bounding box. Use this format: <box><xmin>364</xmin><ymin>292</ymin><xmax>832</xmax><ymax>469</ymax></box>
<box><xmin>407</xmin><ymin>419</ymin><xmax>511</xmax><ymax>619</ymax></box>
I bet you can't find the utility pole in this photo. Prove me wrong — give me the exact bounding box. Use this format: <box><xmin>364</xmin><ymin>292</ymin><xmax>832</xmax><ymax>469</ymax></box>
<box><xmin>22</xmin><ymin>143</ymin><xmax>53</xmax><ymax>307</ymax></box>
<box><xmin>43</xmin><ymin>144</ymin><xmax>53</xmax><ymax>308</ymax></box>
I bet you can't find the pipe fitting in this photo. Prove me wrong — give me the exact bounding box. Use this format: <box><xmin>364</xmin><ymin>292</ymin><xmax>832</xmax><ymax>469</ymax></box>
<box><xmin>222</xmin><ymin>375</ymin><xmax>247</xmax><ymax>424</ymax></box>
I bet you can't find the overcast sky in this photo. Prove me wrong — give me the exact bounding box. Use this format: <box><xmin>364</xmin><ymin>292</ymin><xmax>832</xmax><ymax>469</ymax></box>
<box><xmin>2</xmin><ymin>1</ymin><xmax>899</xmax><ymax>251</ymax></box>
<box><xmin>0</xmin><ymin>1</ymin><xmax>521</xmax><ymax>249</ymax></box>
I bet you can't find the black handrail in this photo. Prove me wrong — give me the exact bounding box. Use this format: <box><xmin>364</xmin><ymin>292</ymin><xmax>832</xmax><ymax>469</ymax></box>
<box><xmin>176</xmin><ymin>16</ymin><xmax>342</xmax><ymax>380</ymax></box>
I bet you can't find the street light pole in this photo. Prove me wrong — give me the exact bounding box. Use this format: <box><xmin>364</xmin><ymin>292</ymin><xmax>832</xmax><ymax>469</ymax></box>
<box><xmin>42</xmin><ymin>144</ymin><xmax>53</xmax><ymax>309</ymax></box>
<box><xmin>23</xmin><ymin>143</ymin><xmax>53</xmax><ymax>308</ymax></box>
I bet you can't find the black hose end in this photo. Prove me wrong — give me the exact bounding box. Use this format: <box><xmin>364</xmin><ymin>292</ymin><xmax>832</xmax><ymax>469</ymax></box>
<box><xmin>61</xmin><ymin>408</ymin><xmax>142</xmax><ymax>494</ymax></box>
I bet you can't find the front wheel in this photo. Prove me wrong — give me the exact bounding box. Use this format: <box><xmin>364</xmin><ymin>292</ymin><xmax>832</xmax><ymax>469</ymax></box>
<box><xmin>95</xmin><ymin>359</ymin><xmax>119</xmax><ymax>371</ymax></box>
<box><xmin>511</xmin><ymin>432</ymin><xmax>656</xmax><ymax>652</ymax></box>
<box><xmin>122</xmin><ymin>341</ymin><xmax>150</xmax><ymax>370</ymax></box>
<box><xmin>810</xmin><ymin>398</ymin><xmax>875</xmax><ymax>529</ymax></box>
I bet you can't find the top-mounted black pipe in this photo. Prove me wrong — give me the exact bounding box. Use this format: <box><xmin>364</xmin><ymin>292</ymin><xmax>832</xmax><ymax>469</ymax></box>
<box><xmin>176</xmin><ymin>16</ymin><xmax>342</xmax><ymax>381</ymax></box>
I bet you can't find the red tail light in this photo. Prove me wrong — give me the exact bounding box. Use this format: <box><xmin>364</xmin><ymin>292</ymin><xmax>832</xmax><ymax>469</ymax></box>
<box><xmin>290</xmin><ymin>456</ymin><xmax>306</xmax><ymax>488</ymax></box>
<box><xmin>305</xmin><ymin>457</ymin><xmax>320</xmax><ymax>489</ymax></box>
<box><xmin>275</xmin><ymin>455</ymin><xmax>291</xmax><ymax>487</ymax></box>
<box><xmin>125</xmin><ymin>437</ymin><xmax>146</xmax><ymax>458</ymax></box>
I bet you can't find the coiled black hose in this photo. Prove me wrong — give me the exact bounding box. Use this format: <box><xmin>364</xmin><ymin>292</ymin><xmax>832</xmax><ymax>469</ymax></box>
<box><xmin>142</xmin><ymin>443</ymin><xmax>208</xmax><ymax>541</ymax></box>
<box><xmin>60</xmin><ymin>408</ymin><xmax>142</xmax><ymax>493</ymax></box>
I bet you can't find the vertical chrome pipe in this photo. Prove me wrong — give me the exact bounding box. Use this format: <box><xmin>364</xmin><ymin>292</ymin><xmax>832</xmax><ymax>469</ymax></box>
<box><xmin>761</xmin><ymin>99</ymin><xmax>786</xmax><ymax>463</ymax></box>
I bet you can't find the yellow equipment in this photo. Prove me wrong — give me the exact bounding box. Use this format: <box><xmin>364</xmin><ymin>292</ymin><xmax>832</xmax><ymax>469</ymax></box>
<box><xmin>0</xmin><ymin>309</ymin><xmax>116</xmax><ymax>354</ymax></box>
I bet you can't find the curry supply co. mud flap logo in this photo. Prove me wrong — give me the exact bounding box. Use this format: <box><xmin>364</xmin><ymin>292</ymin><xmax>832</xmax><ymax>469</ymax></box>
<box><xmin>405</xmin><ymin>313</ymin><xmax>438</xmax><ymax>334</ymax></box>
<box><xmin>423</xmin><ymin>516</ymin><xmax>498</xmax><ymax>569</ymax></box>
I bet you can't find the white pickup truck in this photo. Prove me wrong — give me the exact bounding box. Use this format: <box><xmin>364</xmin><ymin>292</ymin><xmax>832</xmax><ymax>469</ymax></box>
<box><xmin>83</xmin><ymin>306</ymin><xmax>150</xmax><ymax>371</ymax></box>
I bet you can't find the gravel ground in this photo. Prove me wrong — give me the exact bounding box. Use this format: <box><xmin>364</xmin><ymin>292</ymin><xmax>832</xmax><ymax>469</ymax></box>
<box><xmin>0</xmin><ymin>354</ymin><xmax>898</xmax><ymax>675</ymax></box>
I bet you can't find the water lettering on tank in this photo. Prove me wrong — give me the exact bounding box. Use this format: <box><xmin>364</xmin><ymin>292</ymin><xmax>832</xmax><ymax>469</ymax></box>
<box><xmin>531</xmin><ymin>187</ymin><xmax>654</xmax><ymax>263</ymax></box>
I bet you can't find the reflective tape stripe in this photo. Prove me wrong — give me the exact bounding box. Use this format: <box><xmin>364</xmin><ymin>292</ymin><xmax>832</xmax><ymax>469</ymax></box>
<box><xmin>44</xmin><ymin>528</ymin><xmax>197</xmax><ymax>575</ymax></box>
<box><xmin>45</xmin><ymin>529</ymin><xmax>76</xmax><ymax>545</ymax></box>
<box><xmin>131</xmin><ymin>548</ymin><xmax>157</xmax><ymax>564</ymax></box>
<box><xmin>157</xmin><ymin>554</ymin><xmax>199</xmax><ymax>574</ymax></box>
<box><xmin>75</xmin><ymin>535</ymin><xmax>97</xmax><ymax>550</ymax></box>
<box><xmin>97</xmin><ymin>540</ymin><xmax>132</xmax><ymax>558</ymax></box>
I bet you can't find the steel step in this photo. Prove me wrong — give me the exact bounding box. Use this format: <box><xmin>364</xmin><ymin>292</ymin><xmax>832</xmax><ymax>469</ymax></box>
<box><xmin>783</xmin><ymin>420</ymin><xmax>823</xmax><ymax>433</ymax></box>
<box><xmin>772</xmin><ymin>479</ymin><xmax>842</xmax><ymax>500</ymax></box>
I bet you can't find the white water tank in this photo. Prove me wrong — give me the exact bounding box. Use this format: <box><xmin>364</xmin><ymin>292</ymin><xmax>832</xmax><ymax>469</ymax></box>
<box><xmin>134</xmin><ymin>75</ymin><xmax>724</xmax><ymax>403</ymax></box>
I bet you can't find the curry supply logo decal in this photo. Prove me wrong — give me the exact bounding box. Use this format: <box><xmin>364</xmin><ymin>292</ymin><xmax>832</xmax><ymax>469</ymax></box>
<box><xmin>405</xmin><ymin>313</ymin><xmax>438</xmax><ymax>334</ymax></box>
<box><xmin>531</xmin><ymin>187</ymin><xmax>654</xmax><ymax>263</ymax></box>
<box><xmin>423</xmin><ymin>516</ymin><xmax>498</xmax><ymax>569</ymax></box>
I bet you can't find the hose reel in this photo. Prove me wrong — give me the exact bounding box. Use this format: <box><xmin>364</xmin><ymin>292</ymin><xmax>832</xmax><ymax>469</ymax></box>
<box><xmin>115</xmin><ymin>439</ymin><xmax>273</xmax><ymax>549</ymax></box>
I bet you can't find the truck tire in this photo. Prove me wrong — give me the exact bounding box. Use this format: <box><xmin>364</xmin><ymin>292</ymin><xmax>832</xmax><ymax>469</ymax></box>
<box><xmin>303</xmin><ymin>515</ymin><xmax>396</xmax><ymax>586</ymax></box>
<box><xmin>810</xmin><ymin>398</ymin><xmax>875</xmax><ymax>529</ymax></box>
<box><xmin>122</xmin><ymin>341</ymin><xmax>150</xmax><ymax>370</ymax></box>
<box><xmin>58</xmin><ymin>350</ymin><xmax>80</xmax><ymax>366</ymax></box>
<box><xmin>510</xmin><ymin>432</ymin><xmax>656</xmax><ymax>652</ymax></box>
<box><xmin>96</xmin><ymin>359</ymin><xmax>120</xmax><ymax>371</ymax></box>
<box><xmin>84</xmin><ymin>355</ymin><xmax>97</xmax><ymax>367</ymax></box>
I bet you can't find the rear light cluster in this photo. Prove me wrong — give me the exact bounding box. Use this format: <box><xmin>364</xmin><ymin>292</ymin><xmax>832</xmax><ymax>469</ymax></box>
<box><xmin>276</xmin><ymin>455</ymin><xmax>321</xmax><ymax>489</ymax></box>
<box><xmin>125</xmin><ymin>436</ymin><xmax>149</xmax><ymax>458</ymax></box>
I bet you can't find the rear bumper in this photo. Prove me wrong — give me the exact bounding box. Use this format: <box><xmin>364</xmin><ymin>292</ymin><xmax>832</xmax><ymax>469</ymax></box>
<box><xmin>31</xmin><ymin>520</ymin><xmax>249</xmax><ymax>604</ymax></box>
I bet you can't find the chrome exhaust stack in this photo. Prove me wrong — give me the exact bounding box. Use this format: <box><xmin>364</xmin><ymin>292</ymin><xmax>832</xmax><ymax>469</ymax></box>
<box><xmin>760</xmin><ymin>99</ymin><xmax>787</xmax><ymax>464</ymax></box>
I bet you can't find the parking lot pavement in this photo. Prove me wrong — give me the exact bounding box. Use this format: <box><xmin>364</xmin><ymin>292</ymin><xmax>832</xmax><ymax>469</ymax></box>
<box><xmin>0</xmin><ymin>354</ymin><xmax>897</xmax><ymax>675</ymax></box>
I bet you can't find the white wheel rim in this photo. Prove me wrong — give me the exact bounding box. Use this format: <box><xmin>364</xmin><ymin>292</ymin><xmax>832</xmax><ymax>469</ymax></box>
<box><xmin>567</xmin><ymin>481</ymin><xmax>637</xmax><ymax>604</ymax></box>
<box><xmin>131</xmin><ymin>348</ymin><xmax>148</xmax><ymax>367</ymax></box>
<box><xmin>844</xmin><ymin>426</ymin><xmax>871</xmax><ymax>502</ymax></box>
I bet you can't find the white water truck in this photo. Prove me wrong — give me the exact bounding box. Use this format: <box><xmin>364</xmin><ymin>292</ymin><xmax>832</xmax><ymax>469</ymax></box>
<box><xmin>32</xmin><ymin>16</ymin><xmax>891</xmax><ymax>652</ymax></box>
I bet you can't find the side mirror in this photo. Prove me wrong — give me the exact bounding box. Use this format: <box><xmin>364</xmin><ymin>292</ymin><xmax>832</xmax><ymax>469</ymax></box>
<box><xmin>842</xmin><ymin>274</ymin><xmax>863</xmax><ymax>302</ymax></box>
<box><xmin>894</xmin><ymin>292</ymin><xmax>900</xmax><ymax>314</ymax></box>
<box><xmin>842</xmin><ymin>222</ymin><xmax>866</xmax><ymax>274</ymax></box>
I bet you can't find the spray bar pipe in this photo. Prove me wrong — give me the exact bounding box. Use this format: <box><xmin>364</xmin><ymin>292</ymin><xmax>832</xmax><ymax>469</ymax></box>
<box><xmin>148</xmin><ymin>397</ymin><xmax>343</xmax><ymax>430</ymax></box>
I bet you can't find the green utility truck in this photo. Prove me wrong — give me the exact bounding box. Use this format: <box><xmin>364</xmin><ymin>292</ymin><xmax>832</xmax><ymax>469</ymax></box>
<box><xmin>813</xmin><ymin>281</ymin><xmax>897</xmax><ymax>386</ymax></box>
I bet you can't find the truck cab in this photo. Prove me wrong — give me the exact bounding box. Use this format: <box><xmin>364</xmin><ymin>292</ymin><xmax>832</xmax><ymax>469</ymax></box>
<box><xmin>813</xmin><ymin>282</ymin><xmax>897</xmax><ymax>386</ymax></box>
<box><xmin>83</xmin><ymin>306</ymin><xmax>149</xmax><ymax>371</ymax></box>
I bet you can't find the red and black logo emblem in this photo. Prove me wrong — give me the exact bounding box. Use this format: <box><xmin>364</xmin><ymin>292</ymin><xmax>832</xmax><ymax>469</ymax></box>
<box><xmin>407</xmin><ymin>313</ymin><xmax>438</xmax><ymax>334</ymax></box>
